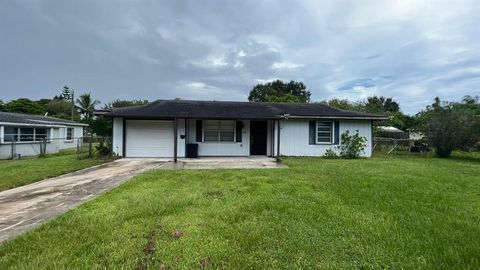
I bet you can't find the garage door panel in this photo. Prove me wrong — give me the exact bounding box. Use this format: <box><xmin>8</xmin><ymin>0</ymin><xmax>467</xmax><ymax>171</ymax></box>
<box><xmin>126</xmin><ymin>120</ymin><xmax>174</xmax><ymax>157</ymax></box>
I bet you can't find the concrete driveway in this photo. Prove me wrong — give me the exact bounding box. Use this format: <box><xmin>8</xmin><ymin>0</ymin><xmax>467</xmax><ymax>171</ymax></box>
<box><xmin>0</xmin><ymin>158</ymin><xmax>164</xmax><ymax>243</ymax></box>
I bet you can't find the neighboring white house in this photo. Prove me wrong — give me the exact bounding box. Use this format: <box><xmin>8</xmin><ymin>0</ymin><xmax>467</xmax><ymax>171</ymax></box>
<box><xmin>104</xmin><ymin>100</ymin><xmax>387</xmax><ymax>159</ymax></box>
<box><xmin>0</xmin><ymin>111</ymin><xmax>88</xmax><ymax>159</ymax></box>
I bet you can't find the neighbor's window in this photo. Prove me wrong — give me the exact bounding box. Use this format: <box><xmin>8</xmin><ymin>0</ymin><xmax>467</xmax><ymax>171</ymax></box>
<box><xmin>4</xmin><ymin>126</ymin><xmax>19</xmax><ymax>142</ymax></box>
<box><xmin>3</xmin><ymin>126</ymin><xmax>49</xmax><ymax>142</ymax></box>
<box><xmin>66</xmin><ymin>128</ymin><xmax>74</xmax><ymax>141</ymax></box>
<box><xmin>316</xmin><ymin>121</ymin><xmax>333</xmax><ymax>143</ymax></box>
<box><xmin>35</xmin><ymin>128</ymin><xmax>47</xmax><ymax>141</ymax></box>
<box><xmin>203</xmin><ymin>120</ymin><xmax>235</xmax><ymax>142</ymax></box>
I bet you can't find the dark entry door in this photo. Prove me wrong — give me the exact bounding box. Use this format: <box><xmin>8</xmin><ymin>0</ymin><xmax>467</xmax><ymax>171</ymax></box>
<box><xmin>250</xmin><ymin>121</ymin><xmax>267</xmax><ymax>155</ymax></box>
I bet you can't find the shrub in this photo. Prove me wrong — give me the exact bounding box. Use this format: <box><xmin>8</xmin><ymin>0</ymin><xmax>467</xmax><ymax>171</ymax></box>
<box><xmin>94</xmin><ymin>140</ymin><xmax>111</xmax><ymax>157</ymax></box>
<box><xmin>339</xmin><ymin>130</ymin><xmax>367</xmax><ymax>159</ymax></box>
<box><xmin>324</xmin><ymin>148</ymin><xmax>338</xmax><ymax>159</ymax></box>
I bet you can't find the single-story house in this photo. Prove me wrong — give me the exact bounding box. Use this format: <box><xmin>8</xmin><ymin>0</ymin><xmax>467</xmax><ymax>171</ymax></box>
<box><xmin>0</xmin><ymin>111</ymin><xmax>88</xmax><ymax>159</ymax></box>
<box><xmin>104</xmin><ymin>100</ymin><xmax>386</xmax><ymax>160</ymax></box>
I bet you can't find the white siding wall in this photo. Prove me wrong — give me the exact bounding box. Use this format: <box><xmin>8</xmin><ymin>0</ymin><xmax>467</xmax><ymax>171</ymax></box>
<box><xmin>187</xmin><ymin>119</ymin><xmax>250</xmax><ymax>156</ymax></box>
<box><xmin>177</xmin><ymin>119</ymin><xmax>186</xmax><ymax>158</ymax></box>
<box><xmin>0</xmin><ymin>125</ymin><xmax>85</xmax><ymax>159</ymax></box>
<box><xmin>279</xmin><ymin>119</ymin><xmax>372</xmax><ymax>157</ymax></box>
<box><xmin>112</xmin><ymin>117</ymin><xmax>124</xmax><ymax>156</ymax></box>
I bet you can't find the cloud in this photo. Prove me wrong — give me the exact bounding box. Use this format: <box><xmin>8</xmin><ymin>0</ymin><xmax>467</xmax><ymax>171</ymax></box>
<box><xmin>0</xmin><ymin>0</ymin><xmax>479</xmax><ymax>114</ymax></box>
<box><xmin>271</xmin><ymin>62</ymin><xmax>303</xmax><ymax>70</ymax></box>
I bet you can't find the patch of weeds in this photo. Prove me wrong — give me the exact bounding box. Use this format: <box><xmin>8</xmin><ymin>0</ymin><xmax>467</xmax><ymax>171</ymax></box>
<box><xmin>171</xmin><ymin>229</ymin><xmax>184</xmax><ymax>239</ymax></box>
<box><xmin>204</xmin><ymin>190</ymin><xmax>224</xmax><ymax>200</ymax></box>
<box><xmin>200</xmin><ymin>256</ymin><xmax>212</xmax><ymax>269</ymax></box>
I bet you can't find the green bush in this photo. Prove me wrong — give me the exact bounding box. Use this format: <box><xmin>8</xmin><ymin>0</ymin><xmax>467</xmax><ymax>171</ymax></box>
<box><xmin>94</xmin><ymin>141</ymin><xmax>111</xmax><ymax>157</ymax></box>
<box><xmin>324</xmin><ymin>148</ymin><xmax>338</xmax><ymax>159</ymax></box>
<box><xmin>339</xmin><ymin>130</ymin><xmax>367</xmax><ymax>159</ymax></box>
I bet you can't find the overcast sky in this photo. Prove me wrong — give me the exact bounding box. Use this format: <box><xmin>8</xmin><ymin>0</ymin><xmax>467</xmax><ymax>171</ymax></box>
<box><xmin>1</xmin><ymin>0</ymin><xmax>479</xmax><ymax>114</ymax></box>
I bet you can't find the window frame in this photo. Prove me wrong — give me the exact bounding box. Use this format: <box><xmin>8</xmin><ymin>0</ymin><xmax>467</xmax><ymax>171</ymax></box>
<box><xmin>65</xmin><ymin>127</ymin><xmax>74</xmax><ymax>141</ymax></box>
<box><xmin>202</xmin><ymin>120</ymin><xmax>236</xmax><ymax>143</ymax></box>
<box><xmin>2</xmin><ymin>126</ymin><xmax>50</xmax><ymax>143</ymax></box>
<box><xmin>316</xmin><ymin>121</ymin><xmax>334</xmax><ymax>144</ymax></box>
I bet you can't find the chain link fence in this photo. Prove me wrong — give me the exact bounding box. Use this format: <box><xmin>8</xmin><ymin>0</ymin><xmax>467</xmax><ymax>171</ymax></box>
<box><xmin>373</xmin><ymin>137</ymin><xmax>431</xmax><ymax>158</ymax></box>
<box><xmin>3</xmin><ymin>135</ymin><xmax>112</xmax><ymax>160</ymax></box>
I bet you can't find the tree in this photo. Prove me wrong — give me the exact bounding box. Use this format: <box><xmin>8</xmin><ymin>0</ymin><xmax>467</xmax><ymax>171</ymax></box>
<box><xmin>3</xmin><ymin>98</ymin><xmax>46</xmax><ymax>115</ymax></box>
<box><xmin>248</xmin><ymin>80</ymin><xmax>311</xmax><ymax>103</ymax></box>
<box><xmin>45</xmin><ymin>99</ymin><xmax>77</xmax><ymax>120</ymax></box>
<box><xmin>363</xmin><ymin>96</ymin><xmax>400</xmax><ymax>114</ymax></box>
<box><xmin>105</xmin><ymin>99</ymin><xmax>149</xmax><ymax>108</ymax></box>
<box><xmin>0</xmin><ymin>100</ymin><xmax>5</xmax><ymax>111</ymax></box>
<box><xmin>319</xmin><ymin>98</ymin><xmax>363</xmax><ymax>111</ymax></box>
<box><xmin>76</xmin><ymin>93</ymin><xmax>100</xmax><ymax>120</ymax></box>
<box><xmin>62</xmin><ymin>86</ymin><xmax>72</xmax><ymax>101</ymax></box>
<box><xmin>418</xmin><ymin>97</ymin><xmax>480</xmax><ymax>157</ymax></box>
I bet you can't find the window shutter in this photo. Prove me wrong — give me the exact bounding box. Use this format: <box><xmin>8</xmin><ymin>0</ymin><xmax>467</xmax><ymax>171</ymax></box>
<box><xmin>196</xmin><ymin>120</ymin><xmax>202</xmax><ymax>142</ymax></box>
<box><xmin>309</xmin><ymin>121</ymin><xmax>316</xmax><ymax>145</ymax></box>
<box><xmin>334</xmin><ymin>121</ymin><xmax>340</xmax><ymax>144</ymax></box>
<box><xmin>235</xmin><ymin>121</ymin><xmax>242</xmax><ymax>142</ymax></box>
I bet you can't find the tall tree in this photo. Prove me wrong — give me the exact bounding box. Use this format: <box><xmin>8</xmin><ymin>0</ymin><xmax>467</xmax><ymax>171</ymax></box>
<box><xmin>62</xmin><ymin>86</ymin><xmax>72</xmax><ymax>101</ymax></box>
<box><xmin>418</xmin><ymin>97</ymin><xmax>479</xmax><ymax>157</ymax></box>
<box><xmin>248</xmin><ymin>80</ymin><xmax>311</xmax><ymax>103</ymax></box>
<box><xmin>76</xmin><ymin>93</ymin><xmax>100</xmax><ymax>120</ymax></box>
<box><xmin>0</xmin><ymin>100</ymin><xmax>4</xmax><ymax>111</ymax></box>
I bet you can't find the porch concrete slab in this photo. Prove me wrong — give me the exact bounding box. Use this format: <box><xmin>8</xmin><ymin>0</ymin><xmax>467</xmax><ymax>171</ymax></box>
<box><xmin>0</xmin><ymin>158</ymin><xmax>165</xmax><ymax>243</ymax></box>
<box><xmin>164</xmin><ymin>156</ymin><xmax>287</xmax><ymax>169</ymax></box>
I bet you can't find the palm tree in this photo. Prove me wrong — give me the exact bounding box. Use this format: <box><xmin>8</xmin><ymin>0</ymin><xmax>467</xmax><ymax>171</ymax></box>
<box><xmin>76</xmin><ymin>93</ymin><xmax>100</xmax><ymax>120</ymax></box>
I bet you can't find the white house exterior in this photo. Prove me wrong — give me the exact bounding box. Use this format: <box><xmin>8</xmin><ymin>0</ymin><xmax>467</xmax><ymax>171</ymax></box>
<box><xmin>106</xmin><ymin>100</ymin><xmax>386</xmax><ymax>159</ymax></box>
<box><xmin>0</xmin><ymin>111</ymin><xmax>87</xmax><ymax>159</ymax></box>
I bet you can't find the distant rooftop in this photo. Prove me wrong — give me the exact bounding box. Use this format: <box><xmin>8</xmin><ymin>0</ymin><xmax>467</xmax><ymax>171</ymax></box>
<box><xmin>0</xmin><ymin>111</ymin><xmax>88</xmax><ymax>127</ymax></box>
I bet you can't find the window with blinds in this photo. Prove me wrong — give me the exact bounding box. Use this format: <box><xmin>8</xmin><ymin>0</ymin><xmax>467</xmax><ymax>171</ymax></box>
<box><xmin>204</xmin><ymin>120</ymin><xmax>235</xmax><ymax>142</ymax></box>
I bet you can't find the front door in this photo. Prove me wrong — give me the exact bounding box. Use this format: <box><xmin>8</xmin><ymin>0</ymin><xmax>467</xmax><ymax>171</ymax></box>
<box><xmin>250</xmin><ymin>121</ymin><xmax>267</xmax><ymax>155</ymax></box>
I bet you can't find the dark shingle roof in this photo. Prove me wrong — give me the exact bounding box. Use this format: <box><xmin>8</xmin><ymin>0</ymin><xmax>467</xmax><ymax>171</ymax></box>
<box><xmin>0</xmin><ymin>111</ymin><xmax>88</xmax><ymax>126</ymax></box>
<box><xmin>104</xmin><ymin>100</ymin><xmax>387</xmax><ymax>120</ymax></box>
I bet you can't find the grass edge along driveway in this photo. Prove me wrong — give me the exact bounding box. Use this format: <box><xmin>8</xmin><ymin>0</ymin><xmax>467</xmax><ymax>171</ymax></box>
<box><xmin>0</xmin><ymin>156</ymin><xmax>479</xmax><ymax>269</ymax></box>
<box><xmin>0</xmin><ymin>150</ymin><xmax>111</xmax><ymax>191</ymax></box>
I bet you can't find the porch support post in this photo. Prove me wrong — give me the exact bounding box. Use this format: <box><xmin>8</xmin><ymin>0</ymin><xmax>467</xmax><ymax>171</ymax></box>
<box><xmin>174</xmin><ymin>118</ymin><xmax>178</xmax><ymax>162</ymax></box>
<box><xmin>122</xmin><ymin>118</ymin><xmax>126</xmax><ymax>157</ymax></box>
<box><xmin>276</xmin><ymin>119</ymin><xmax>281</xmax><ymax>160</ymax></box>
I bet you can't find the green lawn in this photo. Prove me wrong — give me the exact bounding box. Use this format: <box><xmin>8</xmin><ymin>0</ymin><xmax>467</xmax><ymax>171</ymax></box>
<box><xmin>0</xmin><ymin>149</ymin><xmax>111</xmax><ymax>191</ymax></box>
<box><xmin>1</xmin><ymin>156</ymin><xmax>479</xmax><ymax>269</ymax></box>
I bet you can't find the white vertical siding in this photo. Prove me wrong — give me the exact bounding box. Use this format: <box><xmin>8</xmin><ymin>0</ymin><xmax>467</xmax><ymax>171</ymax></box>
<box><xmin>177</xmin><ymin>119</ymin><xmax>186</xmax><ymax>158</ymax></box>
<box><xmin>279</xmin><ymin>119</ymin><xmax>372</xmax><ymax>157</ymax></box>
<box><xmin>112</xmin><ymin>117</ymin><xmax>123</xmax><ymax>156</ymax></box>
<box><xmin>187</xmin><ymin>119</ymin><xmax>250</xmax><ymax>156</ymax></box>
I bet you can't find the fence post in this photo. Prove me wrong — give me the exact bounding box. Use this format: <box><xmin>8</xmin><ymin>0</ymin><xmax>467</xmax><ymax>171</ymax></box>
<box><xmin>10</xmin><ymin>141</ymin><xmax>14</xmax><ymax>160</ymax></box>
<box><xmin>88</xmin><ymin>131</ymin><xmax>93</xmax><ymax>158</ymax></box>
<box><xmin>76</xmin><ymin>138</ymin><xmax>80</xmax><ymax>160</ymax></box>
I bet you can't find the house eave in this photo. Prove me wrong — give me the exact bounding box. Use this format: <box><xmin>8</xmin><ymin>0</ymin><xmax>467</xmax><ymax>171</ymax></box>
<box><xmin>0</xmin><ymin>122</ymin><xmax>88</xmax><ymax>128</ymax></box>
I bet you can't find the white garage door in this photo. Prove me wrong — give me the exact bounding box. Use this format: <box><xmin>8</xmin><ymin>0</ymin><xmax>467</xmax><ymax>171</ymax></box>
<box><xmin>125</xmin><ymin>120</ymin><xmax>174</xmax><ymax>157</ymax></box>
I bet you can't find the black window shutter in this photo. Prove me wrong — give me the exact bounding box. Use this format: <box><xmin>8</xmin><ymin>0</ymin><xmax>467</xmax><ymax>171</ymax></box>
<box><xmin>196</xmin><ymin>120</ymin><xmax>202</xmax><ymax>142</ymax></box>
<box><xmin>235</xmin><ymin>121</ymin><xmax>242</xmax><ymax>142</ymax></box>
<box><xmin>309</xmin><ymin>121</ymin><xmax>316</xmax><ymax>145</ymax></box>
<box><xmin>334</xmin><ymin>121</ymin><xmax>340</xmax><ymax>144</ymax></box>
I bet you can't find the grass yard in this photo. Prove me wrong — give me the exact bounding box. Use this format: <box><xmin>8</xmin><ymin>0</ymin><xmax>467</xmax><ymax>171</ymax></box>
<box><xmin>0</xmin><ymin>156</ymin><xmax>479</xmax><ymax>269</ymax></box>
<box><xmin>0</xmin><ymin>149</ymin><xmax>111</xmax><ymax>191</ymax></box>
